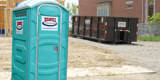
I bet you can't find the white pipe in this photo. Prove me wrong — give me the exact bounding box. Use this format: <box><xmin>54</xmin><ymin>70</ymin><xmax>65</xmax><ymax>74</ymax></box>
<box><xmin>142</xmin><ymin>0</ymin><xmax>144</xmax><ymax>23</ymax></box>
<box><xmin>153</xmin><ymin>0</ymin><xmax>156</xmax><ymax>15</ymax></box>
<box><xmin>145</xmin><ymin>0</ymin><xmax>149</xmax><ymax>23</ymax></box>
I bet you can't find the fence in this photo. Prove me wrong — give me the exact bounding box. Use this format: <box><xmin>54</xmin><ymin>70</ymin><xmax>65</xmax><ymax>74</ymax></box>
<box><xmin>138</xmin><ymin>24</ymin><xmax>160</xmax><ymax>37</ymax></box>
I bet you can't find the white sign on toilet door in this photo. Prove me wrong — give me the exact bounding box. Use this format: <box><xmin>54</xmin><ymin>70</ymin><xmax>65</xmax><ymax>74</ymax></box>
<box><xmin>41</xmin><ymin>16</ymin><xmax>58</xmax><ymax>31</ymax></box>
<box><xmin>16</xmin><ymin>20</ymin><xmax>23</xmax><ymax>34</ymax></box>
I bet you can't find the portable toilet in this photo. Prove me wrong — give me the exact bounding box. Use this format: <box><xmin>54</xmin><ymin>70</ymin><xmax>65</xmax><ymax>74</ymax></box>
<box><xmin>12</xmin><ymin>0</ymin><xmax>69</xmax><ymax>80</ymax></box>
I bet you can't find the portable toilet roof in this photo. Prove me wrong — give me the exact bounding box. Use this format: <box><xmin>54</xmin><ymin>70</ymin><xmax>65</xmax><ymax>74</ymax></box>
<box><xmin>14</xmin><ymin>0</ymin><xmax>68</xmax><ymax>11</ymax></box>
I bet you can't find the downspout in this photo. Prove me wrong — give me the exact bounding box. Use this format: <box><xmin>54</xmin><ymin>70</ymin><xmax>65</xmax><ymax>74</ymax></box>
<box><xmin>142</xmin><ymin>0</ymin><xmax>144</xmax><ymax>23</ymax></box>
<box><xmin>153</xmin><ymin>0</ymin><xmax>156</xmax><ymax>15</ymax></box>
<box><xmin>145</xmin><ymin>0</ymin><xmax>149</xmax><ymax>23</ymax></box>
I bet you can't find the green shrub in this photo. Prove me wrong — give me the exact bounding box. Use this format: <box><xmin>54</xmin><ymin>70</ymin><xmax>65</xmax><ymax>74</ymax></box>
<box><xmin>69</xmin><ymin>27</ymin><xmax>72</xmax><ymax>32</ymax></box>
<box><xmin>148</xmin><ymin>13</ymin><xmax>160</xmax><ymax>24</ymax></box>
<box><xmin>68</xmin><ymin>27</ymin><xmax>72</xmax><ymax>36</ymax></box>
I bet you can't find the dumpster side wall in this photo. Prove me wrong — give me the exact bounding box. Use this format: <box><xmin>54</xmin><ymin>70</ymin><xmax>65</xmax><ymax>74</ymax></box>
<box><xmin>72</xmin><ymin>16</ymin><xmax>138</xmax><ymax>43</ymax></box>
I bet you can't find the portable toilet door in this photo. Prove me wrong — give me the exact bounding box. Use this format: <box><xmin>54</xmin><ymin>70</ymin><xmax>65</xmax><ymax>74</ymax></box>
<box><xmin>12</xmin><ymin>0</ymin><xmax>69</xmax><ymax>80</ymax></box>
<box><xmin>37</xmin><ymin>4</ymin><xmax>62</xmax><ymax>80</ymax></box>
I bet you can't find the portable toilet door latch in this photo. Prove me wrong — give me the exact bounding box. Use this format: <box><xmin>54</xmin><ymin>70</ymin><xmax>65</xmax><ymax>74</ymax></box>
<box><xmin>36</xmin><ymin>4</ymin><xmax>63</xmax><ymax>80</ymax></box>
<box><xmin>54</xmin><ymin>46</ymin><xmax>59</xmax><ymax>52</ymax></box>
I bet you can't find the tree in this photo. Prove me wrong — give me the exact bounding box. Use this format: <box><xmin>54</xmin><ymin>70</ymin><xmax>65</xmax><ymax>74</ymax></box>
<box><xmin>72</xmin><ymin>3</ymin><xmax>77</xmax><ymax>15</ymax></box>
<box><xmin>148</xmin><ymin>0</ymin><xmax>153</xmax><ymax>4</ymax></box>
<box><xmin>148</xmin><ymin>13</ymin><xmax>160</xmax><ymax>24</ymax></box>
<box><xmin>67</xmin><ymin>2</ymin><xmax>70</xmax><ymax>9</ymax></box>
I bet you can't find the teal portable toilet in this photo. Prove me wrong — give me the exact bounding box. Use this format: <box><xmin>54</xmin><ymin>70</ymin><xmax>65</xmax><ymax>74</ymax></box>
<box><xmin>12</xmin><ymin>0</ymin><xmax>69</xmax><ymax>80</ymax></box>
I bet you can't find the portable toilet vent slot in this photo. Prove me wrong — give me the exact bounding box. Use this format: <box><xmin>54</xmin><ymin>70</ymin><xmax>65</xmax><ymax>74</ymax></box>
<box><xmin>12</xmin><ymin>0</ymin><xmax>69</xmax><ymax>80</ymax></box>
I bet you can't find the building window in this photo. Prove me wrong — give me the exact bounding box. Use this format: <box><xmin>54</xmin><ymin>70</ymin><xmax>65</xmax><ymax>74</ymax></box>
<box><xmin>125</xmin><ymin>1</ymin><xmax>134</xmax><ymax>10</ymax></box>
<box><xmin>97</xmin><ymin>2</ymin><xmax>111</xmax><ymax>16</ymax></box>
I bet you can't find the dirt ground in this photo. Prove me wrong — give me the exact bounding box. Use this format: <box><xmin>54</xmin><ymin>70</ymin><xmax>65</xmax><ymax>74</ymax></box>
<box><xmin>68</xmin><ymin>38</ymin><xmax>160</xmax><ymax>80</ymax></box>
<box><xmin>0</xmin><ymin>37</ymin><xmax>12</xmax><ymax>72</ymax></box>
<box><xmin>0</xmin><ymin>37</ymin><xmax>160</xmax><ymax>80</ymax></box>
<box><xmin>0</xmin><ymin>37</ymin><xmax>12</xmax><ymax>80</ymax></box>
<box><xmin>68</xmin><ymin>39</ymin><xmax>125</xmax><ymax>68</ymax></box>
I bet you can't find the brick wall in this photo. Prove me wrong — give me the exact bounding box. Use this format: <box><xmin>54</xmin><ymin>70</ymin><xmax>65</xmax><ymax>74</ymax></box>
<box><xmin>156</xmin><ymin>0</ymin><xmax>160</xmax><ymax>13</ymax></box>
<box><xmin>79</xmin><ymin>0</ymin><xmax>160</xmax><ymax>23</ymax></box>
<box><xmin>79</xmin><ymin>0</ymin><xmax>97</xmax><ymax>16</ymax></box>
<box><xmin>111</xmin><ymin>0</ymin><xmax>143</xmax><ymax>22</ymax></box>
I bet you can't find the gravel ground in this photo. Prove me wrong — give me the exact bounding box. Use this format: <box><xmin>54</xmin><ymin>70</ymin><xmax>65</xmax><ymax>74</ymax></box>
<box><xmin>0</xmin><ymin>37</ymin><xmax>160</xmax><ymax>80</ymax></box>
<box><xmin>68</xmin><ymin>73</ymin><xmax>160</xmax><ymax>80</ymax></box>
<box><xmin>68</xmin><ymin>39</ymin><xmax>125</xmax><ymax>68</ymax></box>
<box><xmin>69</xmin><ymin>37</ymin><xmax>160</xmax><ymax>80</ymax></box>
<box><xmin>70</xmin><ymin>37</ymin><xmax>160</xmax><ymax>72</ymax></box>
<box><xmin>0</xmin><ymin>37</ymin><xmax>12</xmax><ymax>72</ymax></box>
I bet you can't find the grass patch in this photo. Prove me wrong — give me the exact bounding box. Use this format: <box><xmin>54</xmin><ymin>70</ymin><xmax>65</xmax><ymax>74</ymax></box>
<box><xmin>138</xmin><ymin>36</ymin><xmax>160</xmax><ymax>41</ymax></box>
<box><xmin>106</xmin><ymin>73</ymin><xmax>117</xmax><ymax>76</ymax></box>
<box><xmin>69</xmin><ymin>27</ymin><xmax>72</xmax><ymax>32</ymax></box>
<box><xmin>68</xmin><ymin>28</ymin><xmax>72</xmax><ymax>36</ymax></box>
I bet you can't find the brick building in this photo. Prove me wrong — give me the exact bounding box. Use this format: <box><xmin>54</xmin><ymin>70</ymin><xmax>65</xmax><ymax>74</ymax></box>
<box><xmin>79</xmin><ymin>0</ymin><xmax>160</xmax><ymax>23</ymax></box>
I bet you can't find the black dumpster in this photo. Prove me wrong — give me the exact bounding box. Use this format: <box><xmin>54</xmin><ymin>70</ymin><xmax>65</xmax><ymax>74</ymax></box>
<box><xmin>98</xmin><ymin>17</ymin><xmax>105</xmax><ymax>41</ymax></box>
<box><xmin>72</xmin><ymin>16</ymin><xmax>80</xmax><ymax>37</ymax></box>
<box><xmin>104</xmin><ymin>17</ymin><xmax>115</xmax><ymax>42</ymax></box>
<box><xmin>79</xmin><ymin>16</ymin><xmax>85</xmax><ymax>37</ymax></box>
<box><xmin>72</xmin><ymin>16</ymin><xmax>138</xmax><ymax>43</ymax></box>
<box><xmin>91</xmin><ymin>16</ymin><xmax>99</xmax><ymax>39</ymax></box>
<box><xmin>114</xmin><ymin>17</ymin><xmax>130</xmax><ymax>42</ymax></box>
<box><xmin>114</xmin><ymin>17</ymin><xmax>138</xmax><ymax>43</ymax></box>
<box><xmin>98</xmin><ymin>17</ymin><xmax>115</xmax><ymax>42</ymax></box>
<box><xmin>84</xmin><ymin>16</ymin><xmax>92</xmax><ymax>38</ymax></box>
<box><xmin>128</xmin><ymin>18</ymin><xmax>138</xmax><ymax>42</ymax></box>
